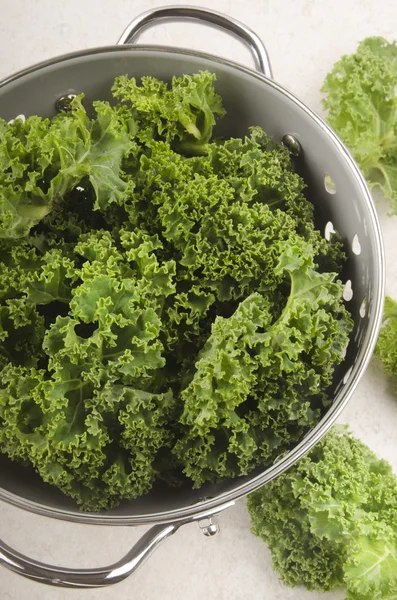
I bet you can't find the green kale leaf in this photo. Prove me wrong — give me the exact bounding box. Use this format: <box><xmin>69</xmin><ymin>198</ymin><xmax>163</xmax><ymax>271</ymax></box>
<box><xmin>0</xmin><ymin>97</ymin><xmax>133</xmax><ymax>238</ymax></box>
<box><xmin>173</xmin><ymin>246</ymin><xmax>352</xmax><ymax>486</ymax></box>
<box><xmin>247</xmin><ymin>426</ymin><xmax>397</xmax><ymax>599</ymax></box>
<box><xmin>375</xmin><ymin>295</ymin><xmax>397</xmax><ymax>385</ymax></box>
<box><xmin>112</xmin><ymin>70</ymin><xmax>225</xmax><ymax>151</ymax></box>
<box><xmin>322</xmin><ymin>37</ymin><xmax>397</xmax><ymax>213</ymax></box>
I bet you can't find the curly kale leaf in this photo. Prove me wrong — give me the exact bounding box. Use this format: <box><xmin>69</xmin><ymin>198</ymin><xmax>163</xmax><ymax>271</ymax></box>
<box><xmin>45</xmin><ymin>229</ymin><xmax>176</xmax><ymax>387</ymax></box>
<box><xmin>0</xmin><ymin>231</ymin><xmax>178</xmax><ymax>510</ymax></box>
<box><xmin>322</xmin><ymin>37</ymin><xmax>397</xmax><ymax>213</ymax></box>
<box><xmin>0</xmin><ymin>97</ymin><xmax>133</xmax><ymax>238</ymax></box>
<box><xmin>124</xmin><ymin>127</ymin><xmax>343</xmax><ymax>299</ymax></box>
<box><xmin>112</xmin><ymin>71</ymin><xmax>225</xmax><ymax>151</ymax></box>
<box><xmin>0</xmin><ymin>363</ymin><xmax>176</xmax><ymax>510</ymax></box>
<box><xmin>173</xmin><ymin>246</ymin><xmax>352</xmax><ymax>486</ymax></box>
<box><xmin>375</xmin><ymin>295</ymin><xmax>397</xmax><ymax>386</ymax></box>
<box><xmin>247</xmin><ymin>426</ymin><xmax>397</xmax><ymax>600</ymax></box>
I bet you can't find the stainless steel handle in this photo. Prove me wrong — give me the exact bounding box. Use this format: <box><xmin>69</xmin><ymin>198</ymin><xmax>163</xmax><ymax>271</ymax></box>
<box><xmin>0</xmin><ymin>500</ymin><xmax>235</xmax><ymax>587</ymax></box>
<box><xmin>0</xmin><ymin>523</ymin><xmax>177</xmax><ymax>588</ymax></box>
<box><xmin>117</xmin><ymin>5</ymin><xmax>273</xmax><ymax>78</ymax></box>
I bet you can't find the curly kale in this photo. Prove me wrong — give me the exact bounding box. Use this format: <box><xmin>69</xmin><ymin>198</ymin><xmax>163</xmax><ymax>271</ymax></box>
<box><xmin>173</xmin><ymin>247</ymin><xmax>352</xmax><ymax>486</ymax></box>
<box><xmin>375</xmin><ymin>296</ymin><xmax>397</xmax><ymax>386</ymax></box>
<box><xmin>0</xmin><ymin>71</ymin><xmax>352</xmax><ymax>510</ymax></box>
<box><xmin>322</xmin><ymin>37</ymin><xmax>397</xmax><ymax>213</ymax></box>
<box><xmin>247</xmin><ymin>426</ymin><xmax>397</xmax><ymax>600</ymax></box>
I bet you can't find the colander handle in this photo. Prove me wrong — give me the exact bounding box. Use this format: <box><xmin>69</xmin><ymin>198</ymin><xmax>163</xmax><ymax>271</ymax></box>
<box><xmin>0</xmin><ymin>500</ymin><xmax>234</xmax><ymax>587</ymax></box>
<box><xmin>117</xmin><ymin>5</ymin><xmax>273</xmax><ymax>78</ymax></box>
<box><xmin>0</xmin><ymin>523</ymin><xmax>178</xmax><ymax>588</ymax></box>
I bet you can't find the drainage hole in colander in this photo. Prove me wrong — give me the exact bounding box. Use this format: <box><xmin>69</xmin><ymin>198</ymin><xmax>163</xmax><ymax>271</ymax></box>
<box><xmin>8</xmin><ymin>114</ymin><xmax>26</xmax><ymax>124</ymax></box>
<box><xmin>352</xmin><ymin>234</ymin><xmax>361</xmax><ymax>255</ymax></box>
<box><xmin>324</xmin><ymin>221</ymin><xmax>335</xmax><ymax>240</ymax></box>
<box><xmin>359</xmin><ymin>297</ymin><xmax>367</xmax><ymax>318</ymax></box>
<box><xmin>343</xmin><ymin>366</ymin><xmax>353</xmax><ymax>384</ymax></box>
<box><xmin>343</xmin><ymin>280</ymin><xmax>353</xmax><ymax>301</ymax></box>
<box><xmin>324</xmin><ymin>173</ymin><xmax>337</xmax><ymax>194</ymax></box>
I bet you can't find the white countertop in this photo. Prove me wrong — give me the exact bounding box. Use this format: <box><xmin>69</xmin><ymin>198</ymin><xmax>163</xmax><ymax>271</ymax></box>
<box><xmin>1</xmin><ymin>1</ymin><xmax>397</xmax><ymax>599</ymax></box>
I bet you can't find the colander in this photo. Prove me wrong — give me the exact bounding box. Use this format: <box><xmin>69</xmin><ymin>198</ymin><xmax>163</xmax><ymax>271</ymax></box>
<box><xmin>0</xmin><ymin>5</ymin><xmax>385</xmax><ymax>588</ymax></box>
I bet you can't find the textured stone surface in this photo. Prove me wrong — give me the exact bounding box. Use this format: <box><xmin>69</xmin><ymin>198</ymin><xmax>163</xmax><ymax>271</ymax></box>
<box><xmin>1</xmin><ymin>1</ymin><xmax>397</xmax><ymax>598</ymax></box>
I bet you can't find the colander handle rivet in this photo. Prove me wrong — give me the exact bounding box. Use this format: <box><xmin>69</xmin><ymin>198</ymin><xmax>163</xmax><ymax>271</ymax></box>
<box><xmin>198</xmin><ymin>516</ymin><xmax>220</xmax><ymax>537</ymax></box>
<box><xmin>55</xmin><ymin>94</ymin><xmax>77</xmax><ymax>113</ymax></box>
<box><xmin>281</xmin><ymin>134</ymin><xmax>302</xmax><ymax>157</ymax></box>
